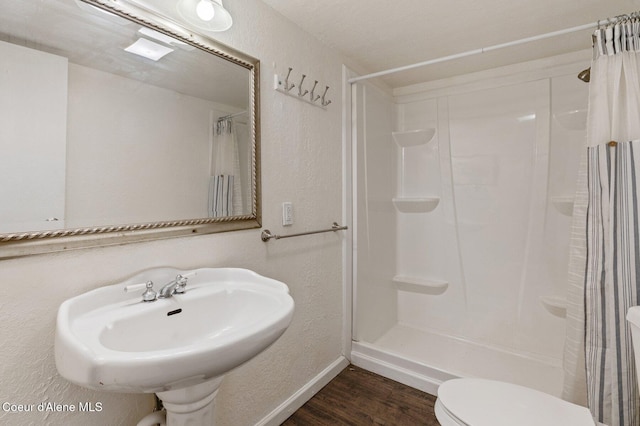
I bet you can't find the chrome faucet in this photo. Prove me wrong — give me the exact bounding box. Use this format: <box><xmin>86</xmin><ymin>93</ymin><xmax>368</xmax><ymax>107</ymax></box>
<box><xmin>158</xmin><ymin>274</ymin><xmax>188</xmax><ymax>299</ymax></box>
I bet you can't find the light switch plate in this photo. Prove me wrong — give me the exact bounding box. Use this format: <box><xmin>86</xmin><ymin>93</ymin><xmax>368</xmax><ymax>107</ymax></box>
<box><xmin>282</xmin><ymin>202</ymin><xmax>293</xmax><ymax>226</ymax></box>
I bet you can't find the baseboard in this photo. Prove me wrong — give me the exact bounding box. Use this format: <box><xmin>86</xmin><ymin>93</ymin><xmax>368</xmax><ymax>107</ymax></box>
<box><xmin>351</xmin><ymin>342</ymin><xmax>457</xmax><ymax>396</ymax></box>
<box><xmin>255</xmin><ymin>356</ymin><xmax>350</xmax><ymax>426</ymax></box>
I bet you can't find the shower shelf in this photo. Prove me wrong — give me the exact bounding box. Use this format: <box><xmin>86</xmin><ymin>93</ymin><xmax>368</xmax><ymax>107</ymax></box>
<box><xmin>392</xmin><ymin>275</ymin><xmax>448</xmax><ymax>295</ymax></box>
<box><xmin>392</xmin><ymin>197</ymin><xmax>440</xmax><ymax>213</ymax></box>
<box><xmin>540</xmin><ymin>295</ymin><xmax>567</xmax><ymax>318</ymax></box>
<box><xmin>551</xmin><ymin>196</ymin><xmax>574</xmax><ymax>216</ymax></box>
<box><xmin>392</xmin><ymin>128</ymin><xmax>436</xmax><ymax>147</ymax></box>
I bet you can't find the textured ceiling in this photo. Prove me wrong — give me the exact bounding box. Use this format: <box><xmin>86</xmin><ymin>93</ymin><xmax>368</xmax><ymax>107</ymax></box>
<box><xmin>259</xmin><ymin>0</ymin><xmax>640</xmax><ymax>87</ymax></box>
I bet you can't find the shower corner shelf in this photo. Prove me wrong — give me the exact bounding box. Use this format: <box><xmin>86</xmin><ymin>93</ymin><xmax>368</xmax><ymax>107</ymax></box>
<box><xmin>392</xmin><ymin>128</ymin><xmax>436</xmax><ymax>147</ymax></box>
<box><xmin>540</xmin><ymin>295</ymin><xmax>567</xmax><ymax>318</ymax></box>
<box><xmin>392</xmin><ymin>275</ymin><xmax>448</xmax><ymax>295</ymax></box>
<box><xmin>551</xmin><ymin>196</ymin><xmax>574</xmax><ymax>216</ymax></box>
<box><xmin>392</xmin><ymin>197</ymin><xmax>440</xmax><ymax>213</ymax></box>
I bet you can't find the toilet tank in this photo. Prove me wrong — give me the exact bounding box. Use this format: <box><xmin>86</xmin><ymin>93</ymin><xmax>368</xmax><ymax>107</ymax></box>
<box><xmin>626</xmin><ymin>306</ymin><xmax>640</xmax><ymax>387</ymax></box>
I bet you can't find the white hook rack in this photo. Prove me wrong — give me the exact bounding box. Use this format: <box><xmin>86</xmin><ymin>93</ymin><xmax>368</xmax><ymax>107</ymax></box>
<box><xmin>274</xmin><ymin>67</ymin><xmax>331</xmax><ymax>109</ymax></box>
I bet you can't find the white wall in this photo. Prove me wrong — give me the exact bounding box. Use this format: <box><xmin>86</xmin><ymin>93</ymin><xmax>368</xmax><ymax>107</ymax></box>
<box><xmin>66</xmin><ymin>63</ymin><xmax>226</xmax><ymax>226</ymax></box>
<box><xmin>0</xmin><ymin>0</ymin><xmax>349</xmax><ymax>424</ymax></box>
<box><xmin>0</xmin><ymin>41</ymin><xmax>67</xmax><ymax>232</ymax></box>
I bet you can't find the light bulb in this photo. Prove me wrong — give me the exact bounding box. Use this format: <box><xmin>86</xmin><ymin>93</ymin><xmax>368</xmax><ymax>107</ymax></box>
<box><xmin>195</xmin><ymin>0</ymin><xmax>215</xmax><ymax>21</ymax></box>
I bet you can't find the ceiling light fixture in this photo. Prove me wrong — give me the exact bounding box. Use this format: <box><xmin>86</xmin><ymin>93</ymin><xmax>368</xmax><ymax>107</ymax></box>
<box><xmin>177</xmin><ymin>0</ymin><xmax>233</xmax><ymax>32</ymax></box>
<box><xmin>124</xmin><ymin>38</ymin><xmax>174</xmax><ymax>61</ymax></box>
<box><xmin>196</xmin><ymin>0</ymin><xmax>215</xmax><ymax>21</ymax></box>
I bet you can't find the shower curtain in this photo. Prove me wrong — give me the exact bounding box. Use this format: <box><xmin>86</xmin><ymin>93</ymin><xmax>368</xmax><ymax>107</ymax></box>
<box><xmin>209</xmin><ymin>117</ymin><xmax>243</xmax><ymax>217</ymax></box>
<box><xmin>563</xmin><ymin>17</ymin><xmax>640</xmax><ymax>426</ymax></box>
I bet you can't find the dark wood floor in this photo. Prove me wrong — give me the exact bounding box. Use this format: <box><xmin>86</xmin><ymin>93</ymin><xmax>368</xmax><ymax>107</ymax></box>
<box><xmin>282</xmin><ymin>365</ymin><xmax>440</xmax><ymax>425</ymax></box>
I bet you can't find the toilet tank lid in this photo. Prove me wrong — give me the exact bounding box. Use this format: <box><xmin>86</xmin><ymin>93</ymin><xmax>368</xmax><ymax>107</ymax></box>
<box><xmin>437</xmin><ymin>378</ymin><xmax>595</xmax><ymax>426</ymax></box>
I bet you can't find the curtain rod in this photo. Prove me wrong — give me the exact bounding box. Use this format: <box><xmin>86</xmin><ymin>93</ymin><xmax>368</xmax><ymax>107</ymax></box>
<box><xmin>348</xmin><ymin>19</ymin><xmax>612</xmax><ymax>84</ymax></box>
<box><xmin>217</xmin><ymin>110</ymin><xmax>246</xmax><ymax>121</ymax></box>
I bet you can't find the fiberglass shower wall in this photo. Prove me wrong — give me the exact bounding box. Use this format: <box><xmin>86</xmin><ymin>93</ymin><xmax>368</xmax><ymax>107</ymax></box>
<box><xmin>353</xmin><ymin>82</ymin><xmax>398</xmax><ymax>343</ymax></box>
<box><xmin>354</xmin><ymin>59</ymin><xmax>589</xmax><ymax>393</ymax></box>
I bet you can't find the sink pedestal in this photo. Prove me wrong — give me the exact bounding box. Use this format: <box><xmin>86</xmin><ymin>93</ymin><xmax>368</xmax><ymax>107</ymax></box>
<box><xmin>157</xmin><ymin>377</ymin><xmax>224</xmax><ymax>426</ymax></box>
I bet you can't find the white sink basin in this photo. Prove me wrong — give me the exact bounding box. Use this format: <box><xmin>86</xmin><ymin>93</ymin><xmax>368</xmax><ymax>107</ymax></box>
<box><xmin>55</xmin><ymin>267</ymin><xmax>294</xmax><ymax>394</ymax></box>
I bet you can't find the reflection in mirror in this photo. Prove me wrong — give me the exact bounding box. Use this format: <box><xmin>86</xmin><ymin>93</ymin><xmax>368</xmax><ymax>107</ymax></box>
<box><xmin>0</xmin><ymin>0</ymin><xmax>260</xmax><ymax>254</ymax></box>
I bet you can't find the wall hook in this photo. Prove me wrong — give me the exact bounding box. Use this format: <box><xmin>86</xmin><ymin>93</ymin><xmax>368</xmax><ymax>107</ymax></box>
<box><xmin>298</xmin><ymin>74</ymin><xmax>309</xmax><ymax>97</ymax></box>
<box><xmin>284</xmin><ymin>67</ymin><xmax>295</xmax><ymax>92</ymax></box>
<box><xmin>274</xmin><ymin>67</ymin><xmax>330</xmax><ymax>109</ymax></box>
<box><xmin>310</xmin><ymin>80</ymin><xmax>320</xmax><ymax>102</ymax></box>
<box><xmin>321</xmin><ymin>86</ymin><xmax>332</xmax><ymax>107</ymax></box>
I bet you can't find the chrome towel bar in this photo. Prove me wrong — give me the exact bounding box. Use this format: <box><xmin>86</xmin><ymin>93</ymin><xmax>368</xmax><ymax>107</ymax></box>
<box><xmin>261</xmin><ymin>222</ymin><xmax>348</xmax><ymax>242</ymax></box>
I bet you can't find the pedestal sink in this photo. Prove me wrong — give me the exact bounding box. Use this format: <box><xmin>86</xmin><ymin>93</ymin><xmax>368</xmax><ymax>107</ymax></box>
<box><xmin>55</xmin><ymin>267</ymin><xmax>295</xmax><ymax>425</ymax></box>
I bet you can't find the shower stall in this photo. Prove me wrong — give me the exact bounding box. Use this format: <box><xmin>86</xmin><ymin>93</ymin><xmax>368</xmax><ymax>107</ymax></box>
<box><xmin>350</xmin><ymin>53</ymin><xmax>590</xmax><ymax>396</ymax></box>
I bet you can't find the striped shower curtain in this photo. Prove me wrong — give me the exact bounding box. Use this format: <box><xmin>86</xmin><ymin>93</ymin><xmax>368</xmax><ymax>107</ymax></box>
<box><xmin>563</xmin><ymin>15</ymin><xmax>640</xmax><ymax>426</ymax></box>
<box><xmin>209</xmin><ymin>117</ymin><xmax>243</xmax><ymax>217</ymax></box>
<box><xmin>584</xmin><ymin>141</ymin><xmax>640</xmax><ymax>425</ymax></box>
<box><xmin>209</xmin><ymin>174</ymin><xmax>234</xmax><ymax>217</ymax></box>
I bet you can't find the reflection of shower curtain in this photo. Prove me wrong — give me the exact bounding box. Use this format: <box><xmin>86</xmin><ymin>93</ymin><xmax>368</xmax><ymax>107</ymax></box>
<box><xmin>563</xmin><ymin>18</ymin><xmax>640</xmax><ymax>426</ymax></box>
<box><xmin>210</xmin><ymin>117</ymin><xmax>243</xmax><ymax>217</ymax></box>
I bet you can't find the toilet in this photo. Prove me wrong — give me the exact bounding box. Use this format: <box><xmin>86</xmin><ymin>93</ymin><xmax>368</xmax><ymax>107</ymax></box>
<box><xmin>434</xmin><ymin>305</ymin><xmax>640</xmax><ymax>426</ymax></box>
<box><xmin>434</xmin><ymin>378</ymin><xmax>597</xmax><ymax>426</ymax></box>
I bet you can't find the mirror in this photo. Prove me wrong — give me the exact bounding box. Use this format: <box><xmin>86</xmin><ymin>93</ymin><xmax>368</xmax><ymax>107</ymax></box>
<box><xmin>0</xmin><ymin>0</ymin><xmax>261</xmax><ymax>256</ymax></box>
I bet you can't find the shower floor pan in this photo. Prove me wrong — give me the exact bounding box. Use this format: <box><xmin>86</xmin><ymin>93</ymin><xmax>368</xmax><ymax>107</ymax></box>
<box><xmin>351</xmin><ymin>323</ymin><xmax>563</xmax><ymax>397</ymax></box>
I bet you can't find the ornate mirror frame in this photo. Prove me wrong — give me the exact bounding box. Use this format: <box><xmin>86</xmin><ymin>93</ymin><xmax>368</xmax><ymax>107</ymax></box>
<box><xmin>0</xmin><ymin>0</ymin><xmax>261</xmax><ymax>258</ymax></box>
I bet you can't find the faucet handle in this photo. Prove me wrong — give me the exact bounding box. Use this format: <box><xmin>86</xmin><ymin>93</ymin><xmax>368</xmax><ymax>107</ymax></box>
<box><xmin>174</xmin><ymin>274</ymin><xmax>188</xmax><ymax>294</ymax></box>
<box><xmin>141</xmin><ymin>281</ymin><xmax>157</xmax><ymax>302</ymax></box>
